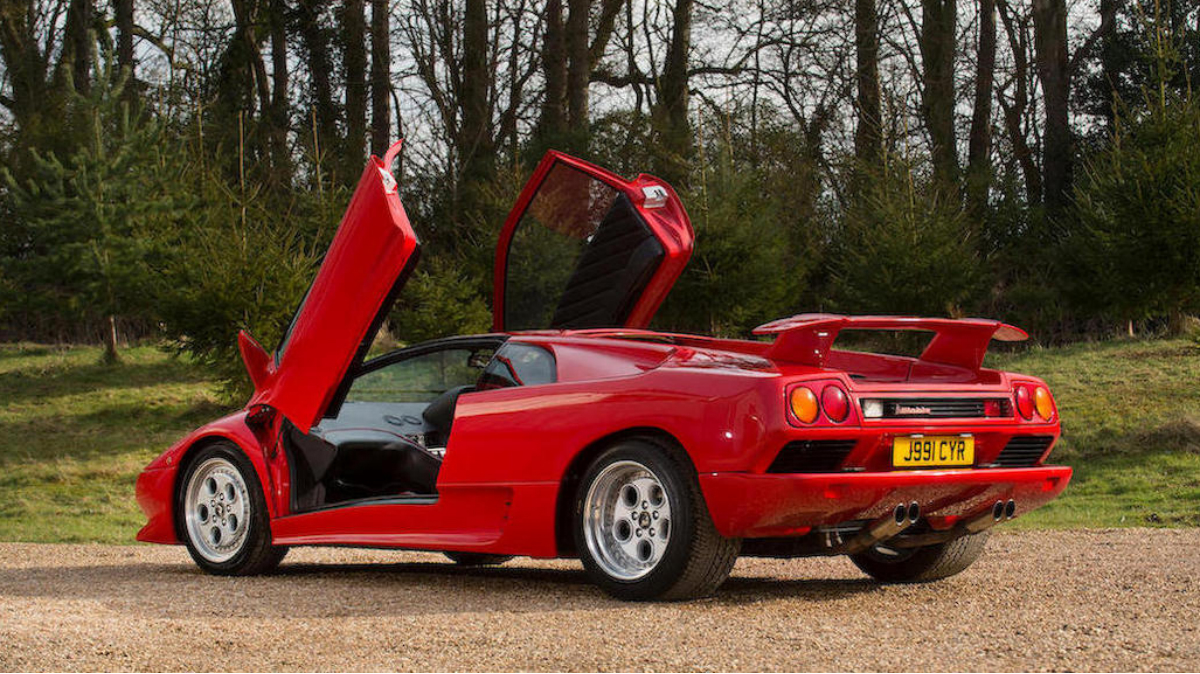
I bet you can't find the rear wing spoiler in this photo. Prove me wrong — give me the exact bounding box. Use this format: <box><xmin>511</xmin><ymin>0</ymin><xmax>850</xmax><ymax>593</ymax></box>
<box><xmin>752</xmin><ymin>313</ymin><xmax>1028</xmax><ymax>371</ymax></box>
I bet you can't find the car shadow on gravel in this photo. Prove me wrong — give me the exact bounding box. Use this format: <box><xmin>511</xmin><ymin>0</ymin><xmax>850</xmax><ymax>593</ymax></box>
<box><xmin>0</xmin><ymin>557</ymin><xmax>884</xmax><ymax>617</ymax></box>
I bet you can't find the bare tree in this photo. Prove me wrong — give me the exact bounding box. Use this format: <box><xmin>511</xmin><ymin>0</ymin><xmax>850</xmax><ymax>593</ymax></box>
<box><xmin>996</xmin><ymin>0</ymin><xmax>1040</xmax><ymax>204</ymax></box>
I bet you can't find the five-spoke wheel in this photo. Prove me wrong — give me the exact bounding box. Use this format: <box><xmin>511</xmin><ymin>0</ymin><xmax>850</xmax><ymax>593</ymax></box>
<box><xmin>177</xmin><ymin>443</ymin><xmax>287</xmax><ymax>575</ymax></box>
<box><xmin>574</xmin><ymin>438</ymin><xmax>740</xmax><ymax>601</ymax></box>
<box><xmin>582</xmin><ymin>461</ymin><xmax>673</xmax><ymax>580</ymax></box>
<box><xmin>184</xmin><ymin>456</ymin><xmax>250</xmax><ymax>563</ymax></box>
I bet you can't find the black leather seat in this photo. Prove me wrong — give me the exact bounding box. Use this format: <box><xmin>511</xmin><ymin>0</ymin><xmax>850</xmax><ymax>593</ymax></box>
<box><xmin>422</xmin><ymin>384</ymin><xmax>473</xmax><ymax>446</ymax></box>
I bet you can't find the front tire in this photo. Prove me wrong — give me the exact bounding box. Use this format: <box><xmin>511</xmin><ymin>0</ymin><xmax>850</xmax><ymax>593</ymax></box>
<box><xmin>850</xmin><ymin>531</ymin><xmax>989</xmax><ymax>583</ymax></box>
<box><xmin>177</xmin><ymin>442</ymin><xmax>287</xmax><ymax>575</ymax></box>
<box><xmin>574</xmin><ymin>439</ymin><xmax>740</xmax><ymax>601</ymax></box>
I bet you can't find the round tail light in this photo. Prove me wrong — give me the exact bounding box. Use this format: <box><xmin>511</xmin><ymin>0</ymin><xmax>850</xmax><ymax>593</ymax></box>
<box><xmin>1034</xmin><ymin>386</ymin><xmax>1055</xmax><ymax>420</ymax></box>
<box><xmin>1015</xmin><ymin>385</ymin><xmax>1034</xmax><ymax>419</ymax></box>
<box><xmin>821</xmin><ymin>385</ymin><xmax>849</xmax><ymax>423</ymax></box>
<box><xmin>790</xmin><ymin>386</ymin><xmax>819</xmax><ymax>424</ymax></box>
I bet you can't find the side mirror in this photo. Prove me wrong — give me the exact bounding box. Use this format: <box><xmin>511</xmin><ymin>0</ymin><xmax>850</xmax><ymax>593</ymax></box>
<box><xmin>238</xmin><ymin>330</ymin><xmax>274</xmax><ymax>393</ymax></box>
<box><xmin>467</xmin><ymin>350</ymin><xmax>492</xmax><ymax>369</ymax></box>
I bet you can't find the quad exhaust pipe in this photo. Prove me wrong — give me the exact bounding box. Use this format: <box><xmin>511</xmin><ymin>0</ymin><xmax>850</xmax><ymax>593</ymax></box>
<box><xmin>892</xmin><ymin>498</ymin><xmax>1017</xmax><ymax>548</ymax></box>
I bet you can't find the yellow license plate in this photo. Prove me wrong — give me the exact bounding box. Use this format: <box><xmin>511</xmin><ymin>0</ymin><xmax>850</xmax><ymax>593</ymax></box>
<box><xmin>892</xmin><ymin>435</ymin><xmax>975</xmax><ymax>468</ymax></box>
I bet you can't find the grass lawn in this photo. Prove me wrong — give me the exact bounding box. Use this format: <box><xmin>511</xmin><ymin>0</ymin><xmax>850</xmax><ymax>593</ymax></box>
<box><xmin>988</xmin><ymin>339</ymin><xmax>1200</xmax><ymax>528</ymax></box>
<box><xmin>0</xmin><ymin>338</ymin><xmax>1196</xmax><ymax>544</ymax></box>
<box><xmin>0</xmin><ymin>344</ymin><xmax>229</xmax><ymax>543</ymax></box>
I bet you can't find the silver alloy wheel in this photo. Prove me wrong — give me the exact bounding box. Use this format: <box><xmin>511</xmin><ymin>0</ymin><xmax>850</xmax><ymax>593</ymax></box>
<box><xmin>582</xmin><ymin>460</ymin><xmax>672</xmax><ymax>580</ymax></box>
<box><xmin>183</xmin><ymin>457</ymin><xmax>251</xmax><ymax>563</ymax></box>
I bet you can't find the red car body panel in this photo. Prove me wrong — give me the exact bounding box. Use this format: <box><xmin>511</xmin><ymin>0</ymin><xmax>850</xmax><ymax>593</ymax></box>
<box><xmin>701</xmin><ymin>466</ymin><xmax>1071</xmax><ymax>538</ymax></box>
<box><xmin>136</xmin><ymin>147</ymin><xmax>1072</xmax><ymax>562</ymax></box>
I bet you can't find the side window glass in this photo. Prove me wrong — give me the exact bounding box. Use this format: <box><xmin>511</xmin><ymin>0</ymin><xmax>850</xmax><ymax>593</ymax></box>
<box><xmin>478</xmin><ymin>343</ymin><xmax>556</xmax><ymax>390</ymax></box>
<box><xmin>348</xmin><ymin>348</ymin><xmax>494</xmax><ymax>403</ymax></box>
<box><xmin>505</xmin><ymin>162</ymin><xmax>621</xmax><ymax>330</ymax></box>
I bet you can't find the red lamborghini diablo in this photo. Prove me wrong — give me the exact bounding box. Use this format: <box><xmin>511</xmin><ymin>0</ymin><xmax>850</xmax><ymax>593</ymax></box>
<box><xmin>136</xmin><ymin>142</ymin><xmax>1071</xmax><ymax>600</ymax></box>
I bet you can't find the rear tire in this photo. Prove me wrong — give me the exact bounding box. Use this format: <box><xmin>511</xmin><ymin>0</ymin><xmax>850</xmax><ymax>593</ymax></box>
<box><xmin>444</xmin><ymin>552</ymin><xmax>514</xmax><ymax>566</ymax></box>
<box><xmin>177</xmin><ymin>442</ymin><xmax>287</xmax><ymax>576</ymax></box>
<box><xmin>850</xmin><ymin>531</ymin><xmax>989</xmax><ymax>583</ymax></box>
<box><xmin>574</xmin><ymin>438</ymin><xmax>740</xmax><ymax>601</ymax></box>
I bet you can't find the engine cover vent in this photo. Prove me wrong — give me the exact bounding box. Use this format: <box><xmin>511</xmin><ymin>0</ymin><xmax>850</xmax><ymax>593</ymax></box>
<box><xmin>767</xmin><ymin>440</ymin><xmax>858</xmax><ymax>473</ymax></box>
<box><xmin>993</xmin><ymin>435</ymin><xmax>1054</xmax><ymax>467</ymax></box>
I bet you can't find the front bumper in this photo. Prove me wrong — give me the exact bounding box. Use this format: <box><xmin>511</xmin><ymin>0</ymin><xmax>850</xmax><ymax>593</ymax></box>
<box><xmin>135</xmin><ymin>466</ymin><xmax>179</xmax><ymax>544</ymax></box>
<box><xmin>699</xmin><ymin>465</ymin><xmax>1071</xmax><ymax>539</ymax></box>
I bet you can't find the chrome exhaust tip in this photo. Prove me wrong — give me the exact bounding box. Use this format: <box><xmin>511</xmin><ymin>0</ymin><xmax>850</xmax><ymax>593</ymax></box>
<box><xmin>991</xmin><ymin>500</ymin><xmax>1005</xmax><ymax>521</ymax></box>
<box><xmin>907</xmin><ymin>501</ymin><xmax>921</xmax><ymax>524</ymax></box>
<box><xmin>1005</xmin><ymin>499</ymin><xmax>1017</xmax><ymax>519</ymax></box>
<box><xmin>893</xmin><ymin>503</ymin><xmax>908</xmax><ymax>526</ymax></box>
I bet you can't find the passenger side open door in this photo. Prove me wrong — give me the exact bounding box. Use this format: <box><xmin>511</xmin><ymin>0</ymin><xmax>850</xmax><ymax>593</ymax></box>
<box><xmin>492</xmin><ymin>152</ymin><xmax>694</xmax><ymax>332</ymax></box>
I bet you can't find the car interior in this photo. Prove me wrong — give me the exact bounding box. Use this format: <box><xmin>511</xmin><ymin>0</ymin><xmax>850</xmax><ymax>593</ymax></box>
<box><xmin>282</xmin><ymin>337</ymin><xmax>557</xmax><ymax>512</ymax></box>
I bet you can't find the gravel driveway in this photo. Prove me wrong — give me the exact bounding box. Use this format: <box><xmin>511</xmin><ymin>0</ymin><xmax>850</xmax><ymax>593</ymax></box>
<box><xmin>0</xmin><ymin>529</ymin><xmax>1197</xmax><ymax>671</ymax></box>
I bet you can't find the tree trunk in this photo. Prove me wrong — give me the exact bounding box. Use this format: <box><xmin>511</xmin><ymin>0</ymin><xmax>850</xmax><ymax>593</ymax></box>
<box><xmin>565</xmin><ymin>0</ymin><xmax>591</xmax><ymax>130</ymax></box>
<box><xmin>343</xmin><ymin>0</ymin><xmax>368</xmax><ymax>171</ymax></box>
<box><xmin>370</xmin><ymin>0</ymin><xmax>391</xmax><ymax>156</ymax></box>
<box><xmin>1098</xmin><ymin>0</ymin><xmax>1118</xmax><ymax>129</ymax></box>
<box><xmin>297</xmin><ymin>0</ymin><xmax>340</xmax><ymax>177</ymax></box>
<box><xmin>103</xmin><ymin>314</ymin><xmax>120</xmax><ymax>364</ymax></box>
<box><xmin>1033</xmin><ymin>0</ymin><xmax>1071</xmax><ymax>212</ymax></box>
<box><xmin>115</xmin><ymin>0</ymin><xmax>135</xmax><ymax>98</ymax></box>
<box><xmin>0</xmin><ymin>2</ymin><xmax>51</xmax><ymax>126</ymax></box>
<box><xmin>268</xmin><ymin>0</ymin><xmax>293</xmax><ymax>185</ymax></box>
<box><xmin>63</xmin><ymin>0</ymin><xmax>94</xmax><ymax>94</ymax></box>
<box><xmin>538</xmin><ymin>0</ymin><xmax>568</xmax><ymax>137</ymax></box>
<box><xmin>654</xmin><ymin>0</ymin><xmax>694</xmax><ymax>185</ymax></box>
<box><xmin>589</xmin><ymin>0</ymin><xmax>624</xmax><ymax>67</ymax></box>
<box><xmin>967</xmin><ymin>0</ymin><xmax>996</xmax><ymax>216</ymax></box>
<box><xmin>854</xmin><ymin>0</ymin><xmax>881</xmax><ymax>167</ymax></box>
<box><xmin>458</xmin><ymin>0</ymin><xmax>494</xmax><ymax>208</ymax></box>
<box><xmin>920</xmin><ymin>0</ymin><xmax>958</xmax><ymax>193</ymax></box>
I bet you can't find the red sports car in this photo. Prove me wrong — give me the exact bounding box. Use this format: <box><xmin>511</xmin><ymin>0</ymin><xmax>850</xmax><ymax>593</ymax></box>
<box><xmin>136</xmin><ymin>143</ymin><xmax>1071</xmax><ymax>600</ymax></box>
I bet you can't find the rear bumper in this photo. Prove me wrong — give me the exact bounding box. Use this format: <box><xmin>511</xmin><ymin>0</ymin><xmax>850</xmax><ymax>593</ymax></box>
<box><xmin>699</xmin><ymin>466</ymin><xmax>1072</xmax><ymax>538</ymax></box>
<box><xmin>135</xmin><ymin>466</ymin><xmax>179</xmax><ymax>544</ymax></box>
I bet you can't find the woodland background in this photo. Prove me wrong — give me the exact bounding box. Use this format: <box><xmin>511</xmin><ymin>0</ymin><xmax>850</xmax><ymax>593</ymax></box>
<box><xmin>1</xmin><ymin>0</ymin><xmax>1199</xmax><ymax>391</ymax></box>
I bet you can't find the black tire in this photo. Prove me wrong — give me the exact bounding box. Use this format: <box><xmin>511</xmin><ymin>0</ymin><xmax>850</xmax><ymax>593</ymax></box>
<box><xmin>850</xmin><ymin>531</ymin><xmax>989</xmax><ymax>583</ymax></box>
<box><xmin>177</xmin><ymin>442</ymin><xmax>287</xmax><ymax>576</ymax></box>
<box><xmin>573</xmin><ymin>438</ymin><xmax>741</xmax><ymax>601</ymax></box>
<box><xmin>443</xmin><ymin>552</ymin><xmax>514</xmax><ymax>566</ymax></box>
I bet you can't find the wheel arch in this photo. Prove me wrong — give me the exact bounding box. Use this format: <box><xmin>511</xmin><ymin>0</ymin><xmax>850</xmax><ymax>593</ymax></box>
<box><xmin>553</xmin><ymin>426</ymin><xmax>693</xmax><ymax>557</ymax></box>
<box><xmin>171</xmin><ymin>431</ymin><xmax>276</xmax><ymax>542</ymax></box>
